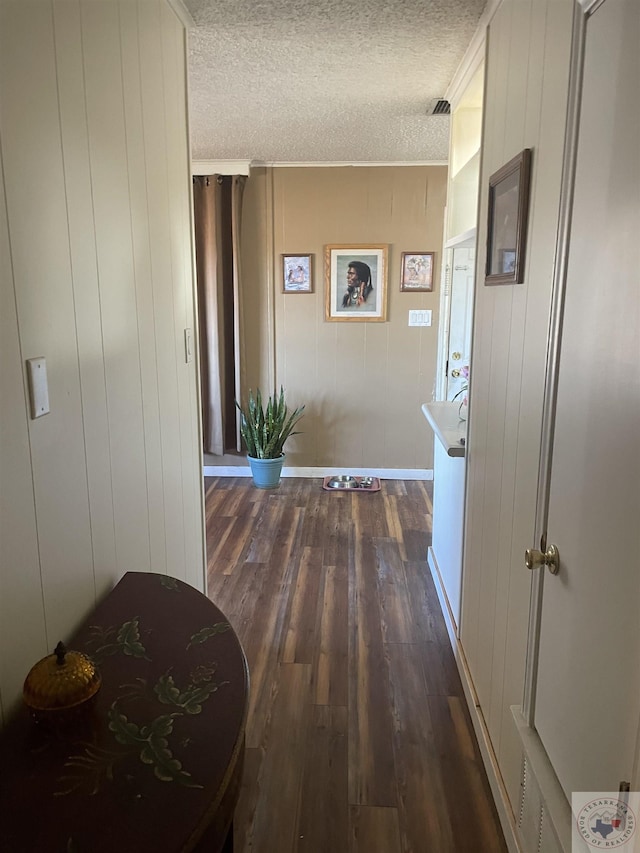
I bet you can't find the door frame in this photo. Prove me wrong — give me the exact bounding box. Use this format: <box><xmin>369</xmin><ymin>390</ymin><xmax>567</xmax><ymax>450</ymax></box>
<box><xmin>521</xmin><ymin>0</ymin><xmax>604</xmax><ymax>726</ymax></box>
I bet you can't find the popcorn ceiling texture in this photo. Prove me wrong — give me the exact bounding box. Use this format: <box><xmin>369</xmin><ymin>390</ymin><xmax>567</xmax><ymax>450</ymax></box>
<box><xmin>185</xmin><ymin>0</ymin><xmax>486</xmax><ymax>163</ymax></box>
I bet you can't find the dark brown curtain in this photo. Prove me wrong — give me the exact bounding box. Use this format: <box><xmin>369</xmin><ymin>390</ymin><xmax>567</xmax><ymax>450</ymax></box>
<box><xmin>193</xmin><ymin>175</ymin><xmax>246</xmax><ymax>454</ymax></box>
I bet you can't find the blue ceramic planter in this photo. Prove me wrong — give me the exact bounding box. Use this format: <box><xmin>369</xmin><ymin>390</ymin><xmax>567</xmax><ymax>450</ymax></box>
<box><xmin>247</xmin><ymin>454</ymin><xmax>285</xmax><ymax>489</ymax></box>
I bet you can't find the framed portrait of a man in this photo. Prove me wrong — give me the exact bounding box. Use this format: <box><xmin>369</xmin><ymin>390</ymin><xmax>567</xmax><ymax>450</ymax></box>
<box><xmin>324</xmin><ymin>244</ymin><xmax>388</xmax><ymax>322</ymax></box>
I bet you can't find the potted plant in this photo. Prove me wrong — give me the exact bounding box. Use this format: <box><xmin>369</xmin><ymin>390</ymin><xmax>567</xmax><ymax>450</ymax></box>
<box><xmin>235</xmin><ymin>387</ymin><xmax>305</xmax><ymax>488</ymax></box>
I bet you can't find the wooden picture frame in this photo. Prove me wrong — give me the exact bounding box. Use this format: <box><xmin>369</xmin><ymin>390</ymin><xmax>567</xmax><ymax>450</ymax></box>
<box><xmin>282</xmin><ymin>254</ymin><xmax>313</xmax><ymax>293</ymax></box>
<box><xmin>485</xmin><ymin>148</ymin><xmax>532</xmax><ymax>285</ymax></box>
<box><xmin>400</xmin><ymin>252</ymin><xmax>434</xmax><ymax>292</ymax></box>
<box><xmin>324</xmin><ymin>244</ymin><xmax>388</xmax><ymax>322</ymax></box>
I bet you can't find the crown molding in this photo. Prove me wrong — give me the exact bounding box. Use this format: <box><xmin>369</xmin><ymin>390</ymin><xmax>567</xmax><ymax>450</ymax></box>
<box><xmin>191</xmin><ymin>160</ymin><xmax>252</xmax><ymax>176</ymax></box>
<box><xmin>445</xmin><ymin>0</ymin><xmax>500</xmax><ymax>107</ymax></box>
<box><xmin>254</xmin><ymin>160</ymin><xmax>448</xmax><ymax>168</ymax></box>
<box><xmin>165</xmin><ymin>0</ymin><xmax>195</xmax><ymax>29</ymax></box>
<box><xmin>191</xmin><ymin>160</ymin><xmax>448</xmax><ymax>173</ymax></box>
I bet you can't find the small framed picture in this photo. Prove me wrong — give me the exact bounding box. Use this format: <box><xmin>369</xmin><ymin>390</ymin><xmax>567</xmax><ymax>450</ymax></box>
<box><xmin>282</xmin><ymin>254</ymin><xmax>313</xmax><ymax>293</ymax></box>
<box><xmin>400</xmin><ymin>252</ymin><xmax>434</xmax><ymax>292</ymax></box>
<box><xmin>324</xmin><ymin>244</ymin><xmax>388</xmax><ymax>322</ymax></box>
<box><xmin>499</xmin><ymin>249</ymin><xmax>516</xmax><ymax>275</ymax></box>
<box><xmin>485</xmin><ymin>149</ymin><xmax>532</xmax><ymax>285</ymax></box>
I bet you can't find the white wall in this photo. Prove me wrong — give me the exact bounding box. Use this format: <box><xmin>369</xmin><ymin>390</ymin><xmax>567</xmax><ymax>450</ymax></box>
<box><xmin>0</xmin><ymin>0</ymin><xmax>204</xmax><ymax>722</ymax></box>
<box><xmin>461</xmin><ymin>0</ymin><xmax>574</xmax><ymax>814</ymax></box>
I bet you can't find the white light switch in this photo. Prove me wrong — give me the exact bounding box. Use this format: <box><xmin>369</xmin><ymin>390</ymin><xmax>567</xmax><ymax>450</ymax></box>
<box><xmin>184</xmin><ymin>328</ymin><xmax>193</xmax><ymax>363</ymax></box>
<box><xmin>26</xmin><ymin>357</ymin><xmax>50</xmax><ymax>418</ymax></box>
<box><xmin>408</xmin><ymin>310</ymin><xmax>432</xmax><ymax>327</ymax></box>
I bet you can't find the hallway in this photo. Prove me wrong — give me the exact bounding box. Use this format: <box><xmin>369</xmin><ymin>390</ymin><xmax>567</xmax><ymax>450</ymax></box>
<box><xmin>205</xmin><ymin>477</ymin><xmax>506</xmax><ymax>852</ymax></box>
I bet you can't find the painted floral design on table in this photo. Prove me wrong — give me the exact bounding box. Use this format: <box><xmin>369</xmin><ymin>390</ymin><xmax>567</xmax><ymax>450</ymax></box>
<box><xmin>56</xmin><ymin>615</ymin><xmax>230</xmax><ymax>795</ymax></box>
<box><xmin>85</xmin><ymin>617</ymin><xmax>150</xmax><ymax>664</ymax></box>
<box><xmin>187</xmin><ymin>622</ymin><xmax>230</xmax><ymax>650</ymax></box>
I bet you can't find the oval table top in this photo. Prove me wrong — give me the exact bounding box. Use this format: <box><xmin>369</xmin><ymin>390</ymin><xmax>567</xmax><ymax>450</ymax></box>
<box><xmin>0</xmin><ymin>572</ymin><xmax>249</xmax><ymax>853</ymax></box>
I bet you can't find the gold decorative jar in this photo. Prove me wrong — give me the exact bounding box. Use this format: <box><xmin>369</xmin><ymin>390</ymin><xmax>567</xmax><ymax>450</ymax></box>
<box><xmin>23</xmin><ymin>641</ymin><xmax>101</xmax><ymax>722</ymax></box>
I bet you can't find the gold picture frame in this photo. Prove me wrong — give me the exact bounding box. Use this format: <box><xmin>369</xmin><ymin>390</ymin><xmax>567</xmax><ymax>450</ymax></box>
<box><xmin>324</xmin><ymin>244</ymin><xmax>388</xmax><ymax>322</ymax></box>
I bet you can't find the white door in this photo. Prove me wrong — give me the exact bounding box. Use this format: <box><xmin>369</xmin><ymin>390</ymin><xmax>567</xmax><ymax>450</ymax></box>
<box><xmin>446</xmin><ymin>246</ymin><xmax>475</xmax><ymax>401</ymax></box>
<box><xmin>533</xmin><ymin>0</ymin><xmax>640</xmax><ymax>797</ymax></box>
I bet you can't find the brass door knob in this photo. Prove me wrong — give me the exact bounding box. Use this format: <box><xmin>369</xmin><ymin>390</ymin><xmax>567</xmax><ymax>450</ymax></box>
<box><xmin>525</xmin><ymin>544</ymin><xmax>560</xmax><ymax>575</ymax></box>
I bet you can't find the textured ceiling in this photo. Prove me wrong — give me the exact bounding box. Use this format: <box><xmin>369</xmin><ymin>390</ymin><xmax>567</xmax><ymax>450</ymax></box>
<box><xmin>185</xmin><ymin>0</ymin><xmax>486</xmax><ymax>164</ymax></box>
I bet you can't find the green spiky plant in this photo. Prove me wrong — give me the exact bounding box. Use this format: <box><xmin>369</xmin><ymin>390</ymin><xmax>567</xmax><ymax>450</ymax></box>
<box><xmin>235</xmin><ymin>387</ymin><xmax>305</xmax><ymax>459</ymax></box>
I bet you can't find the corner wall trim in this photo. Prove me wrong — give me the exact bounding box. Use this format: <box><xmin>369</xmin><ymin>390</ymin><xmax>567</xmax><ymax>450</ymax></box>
<box><xmin>203</xmin><ymin>466</ymin><xmax>433</xmax><ymax>480</ymax></box>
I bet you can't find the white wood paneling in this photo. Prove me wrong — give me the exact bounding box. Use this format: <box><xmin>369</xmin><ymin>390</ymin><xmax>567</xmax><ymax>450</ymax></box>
<box><xmin>161</xmin><ymin>2</ymin><xmax>205</xmax><ymax>591</ymax></box>
<box><xmin>53</xmin><ymin>0</ymin><xmax>118</xmax><ymax>601</ymax></box>
<box><xmin>138</xmin><ymin>0</ymin><xmax>186</xmax><ymax>580</ymax></box>
<box><xmin>83</xmin><ymin>0</ymin><xmax>152</xmax><ymax>576</ymax></box>
<box><xmin>0</xmin><ymin>0</ymin><xmax>203</xmax><ymax>716</ymax></box>
<box><xmin>498</xmin><ymin>0</ymin><xmax>577</xmax><ymax>803</ymax></box>
<box><xmin>460</xmin><ymin>0</ymin><xmax>575</xmax><ymax>817</ymax></box>
<box><xmin>119</xmin><ymin>0</ymin><xmax>168</xmax><ymax>581</ymax></box>
<box><xmin>1</xmin><ymin>2</ymin><xmax>96</xmax><ymax>646</ymax></box>
<box><xmin>0</xmin><ymin>159</ymin><xmax>48</xmax><ymax>725</ymax></box>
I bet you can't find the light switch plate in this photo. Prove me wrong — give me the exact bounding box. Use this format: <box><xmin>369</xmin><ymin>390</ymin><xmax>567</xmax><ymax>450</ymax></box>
<box><xmin>26</xmin><ymin>357</ymin><xmax>50</xmax><ymax>418</ymax></box>
<box><xmin>184</xmin><ymin>328</ymin><xmax>193</xmax><ymax>363</ymax></box>
<box><xmin>408</xmin><ymin>309</ymin><xmax>432</xmax><ymax>327</ymax></box>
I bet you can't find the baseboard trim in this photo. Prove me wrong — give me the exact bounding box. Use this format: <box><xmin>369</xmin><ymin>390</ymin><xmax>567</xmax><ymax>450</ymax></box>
<box><xmin>427</xmin><ymin>547</ymin><xmax>522</xmax><ymax>853</ymax></box>
<box><xmin>203</xmin><ymin>466</ymin><xmax>434</xmax><ymax>480</ymax></box>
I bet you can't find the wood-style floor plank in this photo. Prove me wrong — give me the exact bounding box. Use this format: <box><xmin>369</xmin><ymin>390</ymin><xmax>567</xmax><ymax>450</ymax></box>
<box><xmin>282</xmin><ymin>546</ymin><xmax>324</xmax><ymax>664</ymax></box>
<box><xmin>348</xmin><ymin>527</ymin><xmax>397</xmax><ymax>807</ymax></box>
<box><xmin>296</xmin><ymin>705</ymin><xmax>349</xmax><ymax>852</ymax></box>
<box><xmin>205</xmin><ymin>477</ymin><xmax>507</xmax><ymax>853</ymax></box>
<box><xmin>387</xmin><ymin>641</ymin><xmax>456</xmax><ymax>851</ymax></box>
<box><xmin>375</xmin><ymin>537</ymin><xmax>418</xmax><ymax>646</ymax></box>
<box><xmin>244</xmin><ymin>663</ymin><xmax>312</xmax><ymax>853</ymax></box>
<box><xmin>314</xmin><ymin>562</ymin><xmax>348</xmax><ymax>706</ymax></box>
<box><xmin>349</xmin><ymin>806</ymin><xmax>402</xmax><ymax>853</ymax></box>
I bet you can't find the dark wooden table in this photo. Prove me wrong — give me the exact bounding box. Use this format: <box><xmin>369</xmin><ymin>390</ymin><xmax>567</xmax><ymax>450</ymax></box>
<box><xmin>0</xmin><ymin>572</ymin><xmax>249</xmax><ymax>853</ymax></box>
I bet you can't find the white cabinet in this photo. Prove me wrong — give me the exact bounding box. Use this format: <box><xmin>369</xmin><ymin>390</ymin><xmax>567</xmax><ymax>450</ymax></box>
<box><xmin>422</xmin><ymin>403</ymin><xmax>466</xmax><ymax>629</ymax></box>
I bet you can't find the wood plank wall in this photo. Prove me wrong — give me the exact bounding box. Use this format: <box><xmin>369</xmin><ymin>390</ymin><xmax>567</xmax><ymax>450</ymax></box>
<box><xmin>0</xmin><ymin>0</ymin><xmax>203</xmax><ymax>722</ymax></box>
<box><xmin>461</xmin><ymin>0</ymin><xmax>574</xmax><ymax>812</ymax></box>
<box><xmin>236</xmin><ymin>165</ymin><xmax>448</xmax><ymax>472</ymax></box>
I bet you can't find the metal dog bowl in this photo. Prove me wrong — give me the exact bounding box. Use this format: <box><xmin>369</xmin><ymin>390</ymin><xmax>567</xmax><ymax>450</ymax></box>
<box><xmin>326</xmin><ymin>475</ymin><xmax>360</xmax><ymax>490</ymax></box>
<box><xmin>359</xmin><ymin>477</ymin><xmax>374</xmax><ymax>488</ymax></box>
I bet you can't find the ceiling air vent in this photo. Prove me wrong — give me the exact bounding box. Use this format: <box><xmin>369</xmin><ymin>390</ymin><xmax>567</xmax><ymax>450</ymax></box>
<box><xmin>426</xmin><ymin>98</ymin><xmax>451</xmax><ymax>116</ymax></box>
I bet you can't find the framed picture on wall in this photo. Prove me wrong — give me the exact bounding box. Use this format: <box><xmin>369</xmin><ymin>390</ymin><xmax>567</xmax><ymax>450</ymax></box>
<box><xmin>400</xmin><ymin>252</ymin><xmax>434</xmax><ymax>292</ymax></box>
<box><xmin>485</xmin><ymin>148</ymin><xmax>532</xmax><ymax>285</ymax></box>
<box><xmin>282</xmin><ymin>254</ymin><xmax>313</xmax><ymax>293</ymax></box>
<box><xmin>324</xmin><ymin>244</ymin><xmax>388</xmax><ymax>322</ymax></box>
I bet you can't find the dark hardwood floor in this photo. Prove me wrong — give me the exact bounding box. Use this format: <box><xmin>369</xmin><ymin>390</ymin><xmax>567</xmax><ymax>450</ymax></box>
<box><xmin>205</xmin><ymin>477</ymin><xmax>507</xmax><ymax>853</ymax></box>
